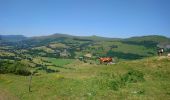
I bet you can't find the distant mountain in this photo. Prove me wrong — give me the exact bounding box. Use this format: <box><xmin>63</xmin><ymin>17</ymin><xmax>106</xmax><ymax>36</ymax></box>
<box><xmin>30</xmin><ymin>33</ymin><xmax>118</xmax><ymax>41</ymax></box>
<box><xmin>30</xmin><ymin>33</ymin><xmax>74</xmax><ymax>40</ymax></box>
<box><xmin>1</xmin><ymin>34</ymin><xmax>169</xmax><ymax>44</ymax></box>
<box><xmin>125</xmin><ymin>35</ymin><xmax>170</xmax><ymax>43</ymax></box>
<box><xmin>0</xmin><ymin>35</ymin><xmax>27</xmax><ymax>42</ymax></box>
<box><xmin>29</xmin><ymin>34</ymin><xmax>170</xmax><ymax>42</ymax></box>
<box><xmin>121</xmin><ymin>35</ymin><xmax>170</xmax><ymax>49</ymax></box>
<box><xmin>1</xmin><ymin>33</ymin><xmax>170</xmax><ymax>61</ymax></box>
<box><xmin>75</xmin><ymin>35</ymin><xmax>121</xmax><ymax>41</ymax></box>
<box><xmin>21</xmin><ymin>33</ymin><xmax>114</xmax><ymax>47</ymax></box>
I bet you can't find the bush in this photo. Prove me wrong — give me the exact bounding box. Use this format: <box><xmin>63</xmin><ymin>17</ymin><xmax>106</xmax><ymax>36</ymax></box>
<box><xmin>15</xmin><ymin>68</ymin><xmax>31</xmax><ymax>76</ymax></box>
<box><xmin>14</xmin><ymin>65</ymin><xmax>31</xmax><ymax>76</ymax></box>
<box><xmin>98</xmin><ymin>69</ymin><xmax>145</xmax><ymax>91</ymax></box>
<box><xmin>46</xmin><ymin>68</ymin><xmax>60</xmax><ymax>73</ymax></box>
<box><xmin>121</xmin><ymin>69</ymin><xmax>145</xmax><ymax>83</ymax></box>
<box><xmin>109</xmin><ymin>80</ymin><xmax>120</xmax><ymax>90</ymax></box>
<box><xmin>0</xmin><ymin>60</ymin><xmax>31</xmax><ymax>76</ymax></box>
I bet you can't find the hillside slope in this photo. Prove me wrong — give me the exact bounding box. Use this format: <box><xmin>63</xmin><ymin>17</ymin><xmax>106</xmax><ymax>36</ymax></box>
<box><xmin>1</xmin><ymin>34</ymin><xmax>170</xmax><ymax>62</ymax></box>
<box><xmin>0</xmin><ymin>56</ymin><xmax>170</xmax><ymax>100</ymax></box>
<box><xmin>0</xmin><ymin>35</ymin><xmax>27</xmax><ymax>42</ymax></box>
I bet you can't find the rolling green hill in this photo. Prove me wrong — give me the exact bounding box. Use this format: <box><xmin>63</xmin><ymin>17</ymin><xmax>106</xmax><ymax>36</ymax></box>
<box><xmin>0</xmin><ymin>33</ymin><xmax>170</xmax><ymax>99</ymax></box>
<box><xmin>0</xmin><ymin>35</ymin><xmax>27</xmax><ymax>42</ymax></box>
<box><xmin>1</xmin><ymin>34</ymin><xmax>170</xmax><ymax>72</ymax></box>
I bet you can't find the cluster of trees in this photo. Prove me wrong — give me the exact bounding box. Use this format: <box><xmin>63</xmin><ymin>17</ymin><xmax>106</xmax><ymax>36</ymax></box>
<box><xmin>107</xmin><ymin>50</ymin><xmax>144</xmax><ymax>60</ymax></box>
<box><xmin>0</xmin><ymin>60</ymin><xmax>31</xmax><ymax>76</ymax></box>
<box><xmin>121</xmin><ymin>40</ymin><xmax>158</xmax><ymax>48</ymax></box>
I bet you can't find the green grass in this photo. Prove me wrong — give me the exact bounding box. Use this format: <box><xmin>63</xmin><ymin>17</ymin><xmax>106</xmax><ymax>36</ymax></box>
<box><xmin>1</xmin><ymin>34</ymin><xmax>170</xmax><ymax>99</ymax></box>
<box><xmin>46</xmin><ymin>58</ymin><xmax>75</xmax><ymax>66</ymax></box>
<box><xmin>0</xmin><ymin>57</ymin><xmax>170</xmax><ymax>100</ymax></box>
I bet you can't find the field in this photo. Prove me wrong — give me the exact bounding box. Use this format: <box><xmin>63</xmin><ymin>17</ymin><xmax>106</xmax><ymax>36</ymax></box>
<box><xmin>0</xmin><ymin>57</ymin><xmax>170</xmax><ymax>100</ymax></box>
<box><xmin>1</xmin><ymin>34</ymin><xmax>170</xmax><ymax>99</ymax></box>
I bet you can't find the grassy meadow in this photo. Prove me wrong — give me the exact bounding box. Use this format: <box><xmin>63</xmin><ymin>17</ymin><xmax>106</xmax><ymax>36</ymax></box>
<box><xmin>0</xmin><ymin>57</ymin><xmax>170</xmax><ymax>100</ymax></box>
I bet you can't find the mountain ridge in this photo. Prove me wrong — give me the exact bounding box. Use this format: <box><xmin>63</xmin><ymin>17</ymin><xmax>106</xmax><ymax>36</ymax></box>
<box><xmin>1</xmin><ymin>33</ymin><xmax>170</xmax><ymax>42</ymax></box>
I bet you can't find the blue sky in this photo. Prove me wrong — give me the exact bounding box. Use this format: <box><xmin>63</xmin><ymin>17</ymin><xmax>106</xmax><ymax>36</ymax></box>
<box><xmin>0</xmin><ymin>0</ymin><xmax>170</xmax><ymax>38</ymax></box>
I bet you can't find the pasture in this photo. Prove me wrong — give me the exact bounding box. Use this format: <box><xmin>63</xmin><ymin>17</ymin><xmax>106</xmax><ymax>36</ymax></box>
<box><xmin>47</xmin><ymin>58</ymin><xmax>74</xmax><ymax>66</ymax></box>
<box><xmin>0</xmin><ymin>57</ymin><xmax>170</xmax><ymax>100</ymax></box>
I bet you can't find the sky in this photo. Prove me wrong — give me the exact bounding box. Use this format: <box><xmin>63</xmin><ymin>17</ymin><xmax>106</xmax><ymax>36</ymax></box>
<box><xmin>0</xmin><ymin>0</ymin><xmax>170</xmax><ymax>38</ymax></box>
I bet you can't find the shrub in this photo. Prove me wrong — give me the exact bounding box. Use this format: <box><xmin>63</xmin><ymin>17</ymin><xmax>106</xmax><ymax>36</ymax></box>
<box><xmin>109</xmin><ymin>80</ymin><xmax>120</xmax><ymax>90</ymax></box>
<box><xmin>121</xmin><ymin>69</ymin><xmax>145</xmax><ymax>83</ymax></box>
<box><xmin>0</xmin><ymin>60</ymin><xmax>31</xmax><ymax>76</ymax></box>
<box><xmin>98</xmin><ymin>69</ymin><xmax>145</xmax><ymax>91</ymax></box>
<box><xmin>15</xmin><ymin>68</ymin><xmax>31</xmax><ymax>76</ymax></box>
<box><xmin>46</xmin><ymin>68</ymin><xmax>59</xmax><ymax>73</ymax></box>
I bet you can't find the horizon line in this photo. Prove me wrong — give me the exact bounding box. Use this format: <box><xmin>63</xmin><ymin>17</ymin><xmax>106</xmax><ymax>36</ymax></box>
<box><xmin>0</xmin><ymin>33</ymin><xmax>170</xmax><ymax>39</ymax></box>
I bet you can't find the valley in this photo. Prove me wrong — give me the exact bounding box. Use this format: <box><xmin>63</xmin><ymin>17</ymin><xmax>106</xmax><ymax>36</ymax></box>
<box><xmin>0</xmin><ymin>34</ymin><xmax>170</xmax><ymax>100</ymax></box>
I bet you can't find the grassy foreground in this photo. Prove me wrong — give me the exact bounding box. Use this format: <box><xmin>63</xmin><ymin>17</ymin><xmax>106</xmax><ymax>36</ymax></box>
<box><xmin>0</xmin><ymin>57</ymin><xmax>170</xmax><ymax>100</ymax></box>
